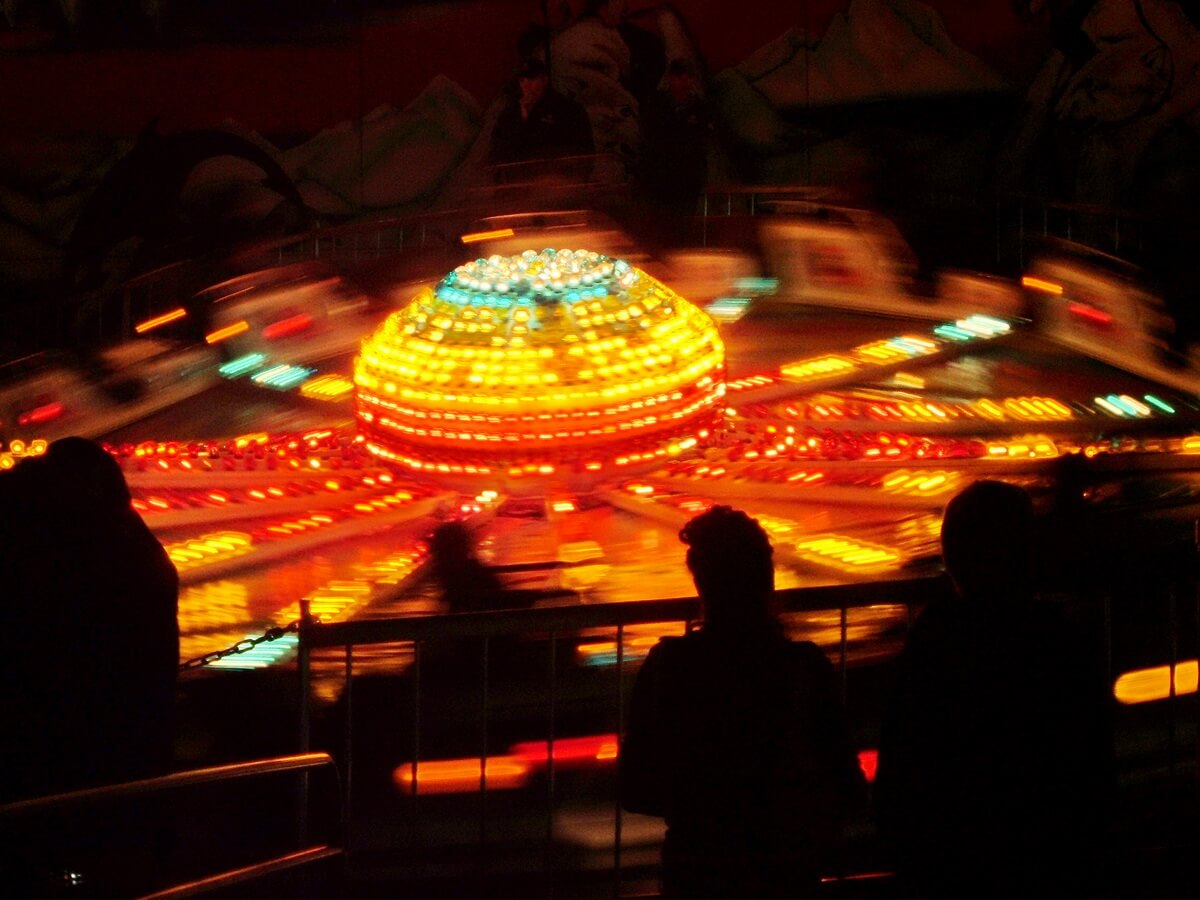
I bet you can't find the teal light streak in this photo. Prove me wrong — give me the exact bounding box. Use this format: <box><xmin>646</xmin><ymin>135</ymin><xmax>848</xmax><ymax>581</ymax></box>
<box><xmin>218</xmin><ymin>353</ymin><xmax>268</xmax><ymax>378</ymax></box>
<box><xmin>1144</xmin><ymin>394</ymin><xmax>1176</xmax><ymax>415</ymax></box>
<box><xmin>1105</xmin><ymin>395</ymin><xmax>1143</xmax><ymax>417</ymax></box>
<box><xmin>933</xmin><ymin>324</ymin><xmax>973</xmax><ymax>341</ymax></box>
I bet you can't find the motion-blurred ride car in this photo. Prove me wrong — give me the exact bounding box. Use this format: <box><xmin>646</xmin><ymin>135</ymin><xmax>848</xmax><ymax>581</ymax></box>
<box><xmin>197</xmin><ymin>261</ymin><xmax>380</xmax><ymax>365</ymax></box>
<box><xmin>0</xmin><ymin>338</ymin><xmax>219</xmax><ymax>445</ymax></box>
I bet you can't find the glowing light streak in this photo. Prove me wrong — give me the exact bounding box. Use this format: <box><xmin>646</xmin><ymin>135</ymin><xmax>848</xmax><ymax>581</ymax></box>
<box><xmin>733</xmin><ymin>276</ymin><xmax>779</xmax><ymax>293</ymax></box>
<box><xmin>1111</xmin><ymin>395</ymin><xmax>1152</xmax><ymax>417</ymax></box>
<box><xmin>785</xmin><ymin>388</ymin><xmax>1174</xmax><ymax>426</ymax></box>
<box><xmin>460</xmin><ymin>227</ymin><xmax>515</xmax><ymax>244</ymax></box>
<box><xmin>511</xmin><ymin>734</ymin><xmax>619</xmax><ymax>765</ymax></box>
<box><xmin>791</xmin><ymin>535</ymin><xmax>903</xmax><ymax>572</ymax></box>
<box><xmin>890</xmin><ymin>335</ymin><xmax>937</xmax><ymax>355</ymax></box>
<box><xmin>704</xmin><ymin>297</ymin><xmax>751</xmax><ymax>322</ymax></box>
<box><xmin>300</xmin><ymin>374</ymin><xmax>354</xmax><ymax>401</ymax></box>
<box><xmin>135</xmin><ymin>307</ymin><xmax>187</xmax><ymax>333</ymax></box>
<box><xmin>205</xmin><ymin>320</ymin><xmax>250</xmax><ymax>344</ymax></box>
<box><xmin>165</xmin><ymin>531</ymin><xmax>254</xmax><ymax>571</ymax></box>
<box><xmin>881</xmin><ymin>470</ymin><xmax>959</xmax><ymax>496</ymax></box>
<box><xmin>1067</xmin><ymin>302</ymin><xmax>1114</xmax><ymax>327</ymax></box>
<box><xmin>393</xmin><ymin>756</ymin><xmax>530</xmax><ymax>794</ymax></box>
<box><xmin>780</xmin><ymin>355</ymin><xmax>858</xmax><ymax>381</ymax></box>
<box><xmin>858</xmin><ymin>749</ymin><xmax>879</xmax><ymax>783</ymax></box>
<box><xmin>18</xmin><ymin>401</ymin><xmax>64</xmax><ymax>426</ymax></box>
<box><xmin>218</xmin><ymin>353</ymin><xmax>268</xmax><ymax>378</ymax></box>
<box><xmin>1021</xmin><ymin>276</ymin><xmax>1064</xmax><ymax>295</ymax></box>
<box><xmin>262</xmin><ymin>312</ymin><xmax>314</xmax><ymax>340</ymax></box>
<box><xmin>1144</xmin><ymin>394</ymin><xmax>1175</xmax><ymax>415</ymax></box>
<box><xmin>955</xmin><ymin>314</ymin><xmax>1011</xmax><ymax>337</ymax></box>
<box><xmin>933</xmin><ymin>324</ymin><xmax>973</xmax><ymax>341</ymax></box>
<box><xmin>985</xmin><ymin>436</ymin><xmax>1059</xmax><ymax>458</ymax></box>
<box><xmin>726</xmin><ymin>374</ymin><xmax>775</xmax><ymax>391</ymax></box>
<box><xmin>1114</xmin><ymin>660</ymin><xmax>1198</xmax><ymax>704</ymax></box>
<box><xmin>252</xmin><ymin>364</ymin><xmax>316</xmax><ymax>390</ymax></box>
<box><xmin>208</xmin><ymin>634</ymin><xmax>299</xmax><ymax>670</ymax></box>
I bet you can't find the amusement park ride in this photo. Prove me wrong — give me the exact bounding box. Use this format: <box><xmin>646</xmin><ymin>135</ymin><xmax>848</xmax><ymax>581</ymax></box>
<box><xmin>4</xmin><ymin>220</ymin><xmax>1200</xmax><ymax>675</ymax></box>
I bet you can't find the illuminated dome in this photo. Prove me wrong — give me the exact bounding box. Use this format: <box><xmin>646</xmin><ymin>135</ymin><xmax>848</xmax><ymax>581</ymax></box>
<box><xmin>354</xmin><ymin>249</ymin><xmax>725</xmax><ymax>481</ymax></box>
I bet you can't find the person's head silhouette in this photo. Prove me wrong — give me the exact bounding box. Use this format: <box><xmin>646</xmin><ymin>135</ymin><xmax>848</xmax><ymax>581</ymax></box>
<box><xmin>43</xmin><ymin>436</ymin><xmax>132</xmax><ymax>514</ymax></box>
<box><xmin>429</xmin><ymin>520</ymin><xmax>478</xmax><ymax>568</ymax></box>
<box><xmin>516</xmin><ymin>58</ymin><xmax>550</xmax><ymax>111</ymax></box>
<box><xmin>680</xmin><ymin>505</ymin><xmax>777</xmax><ymax>632</ymax></box>
<box><xmin>941</xmin><ymin>480</ymin><xmax>1034</xmax><ymax>601</ymax></box>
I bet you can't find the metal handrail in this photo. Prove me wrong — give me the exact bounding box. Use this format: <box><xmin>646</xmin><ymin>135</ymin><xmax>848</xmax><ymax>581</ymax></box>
<box><xmin>0</xmin><ymin>753</ymin><xmax>344</xmax><ymax>898</ymax></box>
<box><xmin>301</xmin><ymin>576</ymin><xmax>939</xmax><ymax>649</ymax></box>
<box><xmin>137</xmin><ymin>846</ymin><xmax>343</xmax><ymax>900</ymax></box>
<box><xmin>0</xmin><ymin>752</ymin><xmax>338</xmax><ymax>818</ymax></box>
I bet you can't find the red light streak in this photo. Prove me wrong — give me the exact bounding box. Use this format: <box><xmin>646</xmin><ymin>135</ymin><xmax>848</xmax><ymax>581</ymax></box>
<box><xmin>18</xmin><ymin>401</ymin><xmax>64</xmax><ymax>426</ymax></box>
<box><xmin>857</xmin><ymin>749</ymin><xmax>878</xmax><ymax>783</ymax></box>
<box><xmin>262</xmin><ymin>312</ymin><xmax>314</xmax><ymax>340</ymax></box>
<box><xmin>511</xmin><ymin>734</ymin><xmax>619</xmax><ymax>766</ymax></box>
<box><xmin>1067</xmin><ymin>302</ymin><xmax>1113</xmax><ymax>327</ymax></box>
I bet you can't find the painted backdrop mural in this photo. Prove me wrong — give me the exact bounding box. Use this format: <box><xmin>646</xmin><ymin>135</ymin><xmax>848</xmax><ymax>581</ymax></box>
<box><xmin>1</xmin><ymin>0</ymin><xmax>1197</xmax><ymax>304</ymax></box>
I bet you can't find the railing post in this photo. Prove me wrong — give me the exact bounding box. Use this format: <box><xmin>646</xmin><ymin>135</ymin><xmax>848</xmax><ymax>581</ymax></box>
<box><xmin>298</xmin><ymin>598</ymin><xmax>313</xmax><ymax>753</ymax></box>
<box><xmin>479</xmin><ymin>635</ymin><xmax>491</xmax><ymax>871</ymax></box>
<box><xmin>839</xmin><ymin>603</ymin><xmax>849</xmax><ymax>705</ymax></box>
<box><xmin>545</xmin><ymin>631</ymin><xmax>559</xmax><ymax>896</ymax></box>
<box><xmin>1168</xmin><ymin>581</ymin><xmax>1179</xmax><ymax>797</ymax></box>
<box><xmin>613</xmin><ymin>622</ymin><xmax>625</xmax><ymax>899</ymax></box>
<box><xmin>297</xmin><ymin>598</ymin><xmax>313</xmax><ymax>848</ymax></box>
<box><xmin>1194</xmin><ymin>519</ymin><xmax>1200</xmax><ymax>808</ymax></box>
<box><xmin>410</xmin><ymin>641</ymin><xmax>421</xmax><ymax>863</ymax></box>
<box><xmin>343</xmin><ymin>643</ymin><xmax>354</xmax><ymax>844</ymax></box>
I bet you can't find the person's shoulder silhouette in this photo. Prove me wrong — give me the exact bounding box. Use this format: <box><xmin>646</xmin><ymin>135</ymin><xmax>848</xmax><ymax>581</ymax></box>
<box><xmin>875</xmin><ymin>479</ymin><xmax>1111</xmax><ymax>898</ymax></box>
<box><xmin>0</xmin><ymin>437</ymin><xmax>178</xmax><ymax>802</ymax></box>
<box><xmin>0</xmin><ymin>439</ymin><xmax>180</xmax><ymax>900</ymax></box>
<box><xmin>621</xmin><ymin>505</ymin><xmax>861</xmax><ymax>898</ymax></box>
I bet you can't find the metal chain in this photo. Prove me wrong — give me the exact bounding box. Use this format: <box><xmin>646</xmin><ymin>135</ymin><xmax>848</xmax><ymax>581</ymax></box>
<box><xmin>178</xmin><ymin>620</ymin><xmax>303</xmax><ymax>671</ymax></box>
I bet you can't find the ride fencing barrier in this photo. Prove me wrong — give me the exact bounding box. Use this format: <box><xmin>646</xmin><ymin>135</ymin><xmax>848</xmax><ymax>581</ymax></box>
<box><xmin>294</xmin><ymin>552</ymin><xmax>1200</xmax><ymax>897</ymax></box>
<box><xmin>295</xmin><ymin>576</ymin><xmax>923</xmax><ymax>896</ymax></box>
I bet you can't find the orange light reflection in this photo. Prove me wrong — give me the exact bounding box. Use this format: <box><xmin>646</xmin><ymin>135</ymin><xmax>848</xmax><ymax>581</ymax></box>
<box><xmin>393</xmin><ymin>756</ymin><xmax>530</xmax><ymax>794</ymax></box>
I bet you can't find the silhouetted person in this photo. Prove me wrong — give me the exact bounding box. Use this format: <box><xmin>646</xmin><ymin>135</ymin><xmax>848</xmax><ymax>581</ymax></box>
<box><xmin>620</xmin><ymin>505</ymin><xmax>862</xmax><ymax>898</ymax></box>
<box><xmin>0</xmin><ymin>437</ymin><xmax>179</xmax><ymax>893</ymax></box>
<box><xmin>580</xmin><ymin>0</ymin><xmax>667</xmax><ymax>105</ymax></box>
<box><xmin>488</xmin><ymin>58</ymin><xmax>595</xmax><ymax>182</ymax></box>
<box><xmin>638</xmin><ymin>58</ymin><xmax>713</xmax><ymax>245</ymax></box>
<box><xmin>1037</xmin><ymin>450</ymin><xmax>1099</xmax><ymax>597</ymax></box>
<box><xmin>428</xmin><ymin>520</ymin><xmax>507</xmax><ymax>614</ymax></box>
<box><xmin>875</xmin><ymin>480</ymin><xmax>1111</xmax><ymax>898</ymax></box>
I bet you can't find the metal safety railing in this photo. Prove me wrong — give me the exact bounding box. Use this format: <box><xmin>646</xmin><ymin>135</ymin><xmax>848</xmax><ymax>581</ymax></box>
<box><xmin>292</xmin><ymin>553</ymin><xmax>1200</xmax><ymax>895</ymax></box>
<box><xmin>0</xmin><ymin>753</ymin><xmax>344</xmax><ymax>899</ymax></box>
<box><xmin>296</xmin><ymin>577</ymin><xmax>940</xmax><ymax>895</ymax></box>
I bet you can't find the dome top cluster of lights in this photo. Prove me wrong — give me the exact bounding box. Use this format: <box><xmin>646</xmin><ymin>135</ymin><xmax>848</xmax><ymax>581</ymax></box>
<box><xmin>354</xmin><ymin>249</ymin><xmax>726</xmax><ymax>480</ymax></box>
